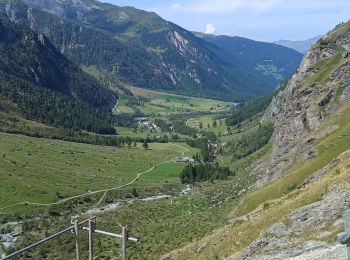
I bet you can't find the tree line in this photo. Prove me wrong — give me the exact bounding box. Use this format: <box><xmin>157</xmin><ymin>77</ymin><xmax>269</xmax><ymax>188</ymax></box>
<box><xmin>186</xmin><ymin>138</ymin><xmax>214</xmax><ymax>163</ymax></box>
<box><xmin>180</xmin><ymin>163</ymin><xmax>234</xmax><ymax>184</ymax></box>
<box><xmin>225</xmin><ymin>78</ymin><xmax>290</xmax><ymax>127</ymax></box>
<box><xmin>0</xmin><ymin>120</ymin><xmax>169</xmax><ymax>147</ymax></box>
<box><xmin>227</xmin><ymin>123</ymin><xmax>274</xmax><ymax>159</ymax></box>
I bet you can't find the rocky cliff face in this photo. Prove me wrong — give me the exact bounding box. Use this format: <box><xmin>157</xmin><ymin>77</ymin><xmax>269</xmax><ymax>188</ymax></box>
<box><xmin>257</xmin><ymin>21</ymin><xmax>350</xmax><ymax>186</ymax></box>
<box><xmin>157</xmin><ymin>22</ymin><xmax>350</xmax><ymax>260</ymax></box>
<box><xmin>229</xmin><ymin>184</ymin><xmax>350</xmax><ymax>260</ymax></box>
<box><xmin>222</xmin><ymin>21</ymin><xmax>350</xmax><ymax>260</ymax></box>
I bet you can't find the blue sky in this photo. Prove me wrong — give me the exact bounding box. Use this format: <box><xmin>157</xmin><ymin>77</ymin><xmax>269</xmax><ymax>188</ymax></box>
<box><xmin>103</xmin><ymin>0</ymin><xmax>350</xmax><ymax>42</ymax></box>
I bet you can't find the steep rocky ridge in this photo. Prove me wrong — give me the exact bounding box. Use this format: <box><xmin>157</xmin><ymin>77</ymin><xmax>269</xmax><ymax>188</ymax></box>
<box><xmin>161</xmin><ymin>21</ymin><xmax>350</xmax><ymax>260</ymax></box>
<box><xmin>230</xmin><ymin>184</ymin><xmax>350</xmax><ymax>259</ymax></box>
<box><xmin>257</xmin><ymin>21</ymin><xmax>350</xmax><ymax>186</ymax></box>
<box><xmin>0</xmin><ymin>18</ymin><xmax>116</xmax><ymax>108</ymax></box>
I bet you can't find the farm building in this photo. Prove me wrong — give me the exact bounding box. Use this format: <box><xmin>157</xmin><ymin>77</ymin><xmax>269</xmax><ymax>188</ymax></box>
<box><xmin>173</xmin><ymin>157</ymin><xmax>195</xmax><ymax>164</ymax></box>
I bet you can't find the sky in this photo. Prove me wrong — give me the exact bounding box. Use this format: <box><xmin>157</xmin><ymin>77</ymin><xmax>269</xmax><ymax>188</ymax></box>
<box><xmin>103</xmin><ymin>0</ymin><xmax>350</xmax><ymax>42</ymax></box>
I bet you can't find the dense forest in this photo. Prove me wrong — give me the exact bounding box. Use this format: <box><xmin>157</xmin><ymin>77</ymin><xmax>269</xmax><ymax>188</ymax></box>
<box><xmin>172</xmin><ymin>121</ymin><xmax>198</xmax><ymax>137</ymax></box>
<box><xmin>226</xmin><ymin>94</ymin><xmax>273</xmax><ymax>126</ymax></box>
<box><xmin>0</xmin><ymin>19</ymin><xmax>119</xmax><ymax>134</ymax></box>
<box><xmin>180</xmin><ymin>163</ymin><xmax>234</xmax><ymax>184</ymax></box>
<box><xmin>228</xmin><ymin>123</ymin><xmax>274</xmax><ymax>159</ymax></box>
<box><xmin>0</xmin><ymin>76</ymin><xmax>116</xmax><ymax>134</ymax></box>
<box><xmin>0</xmin><ymin>119</ymin><xmax>169</xmax><ymax>147</ymax></box>
<box><xmin>199</xmin><ymin>34</ymin><xmax>302</xmax><ymax>85</ymax></box>
<box><xmin>186</xmin><ymin>138</ymin><xmax>215</xmax><ymax>162</ymax></box>
<box><xmin>226</xmin><ymin>78</ymin><xmax>289</xmax><ymax>126</ymax></box>
<box><xmin>154</xmin><ymin>119</ymin><xmax>172</xmax><ymax>132</ymax></box>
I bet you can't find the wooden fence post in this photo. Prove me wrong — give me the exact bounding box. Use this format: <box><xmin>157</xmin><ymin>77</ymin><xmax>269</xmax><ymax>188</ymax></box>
<box><xmin>122</xmin><ymin>226</ymin><xmax>128</xmax><ymax>260</ymax></box>
<box><xmin>74</xmin><ymin>220</ymin><xmax>81</xmax><ymax>260</ymax></box>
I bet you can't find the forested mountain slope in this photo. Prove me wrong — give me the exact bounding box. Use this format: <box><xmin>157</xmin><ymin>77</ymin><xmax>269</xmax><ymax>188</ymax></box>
<box><xmin>0</xmin><ymin>19</ymin><xmax>117</xmax><ymax>134</ymax></box>
<box><xmin>195</xmin><ymin>33</ymin><xmax>303</xmax><ymax>84</ymax></box>
<box><xmin>0</xmin><ymin>0</ymin><xmax>302</xmax><ymax>101</ymax></box>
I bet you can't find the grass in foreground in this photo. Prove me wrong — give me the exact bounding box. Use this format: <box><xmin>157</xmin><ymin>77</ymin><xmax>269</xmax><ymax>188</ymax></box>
<box><xmin>170</xmin><ymin>146</ymin><xmax>350</xmax><ymax>260</ymax></box>
<box><xmin>6</xmin><ymin>175</ymin><xmax>248</xmax><ymax>259</ymax></box>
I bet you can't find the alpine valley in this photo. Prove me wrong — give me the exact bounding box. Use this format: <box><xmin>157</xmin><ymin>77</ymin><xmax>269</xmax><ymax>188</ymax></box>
<box><xmin>0</xmin><ymin>0</ymin><xmax>303</xmax><ymax>101</ymax></box>
<box><xmin>0</xmin><ymin>0</ymin><xmax>349</xmax><ymax>260</ymax></box>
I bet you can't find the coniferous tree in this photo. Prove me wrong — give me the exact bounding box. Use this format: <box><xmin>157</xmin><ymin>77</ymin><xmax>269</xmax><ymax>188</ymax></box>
<box><xmin>142</xmin><ymin>140</ymin><xmax>149</xmax><ymax>150</ymax></box>
<box><xmin>132</xmin><ymin>188</ymin><xmax>138</xmax><ymax>197</ymax></box>
<box><xmin>180</xmin><ymin>163</ymin><xmax>234</xmax><ymax>184</ymax></box>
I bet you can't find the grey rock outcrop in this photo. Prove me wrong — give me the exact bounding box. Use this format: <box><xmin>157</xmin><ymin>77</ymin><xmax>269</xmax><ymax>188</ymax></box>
<box><xmin>228</xmin><ymin>187</ymin><xmax>350</xmax><ymax>259</ymax></box>
<box><xmin>233</xmin><ymin>241</ymin><xmax>347</xmax><ymax>260</ymax></box>
<box><xmin>257</xmin><ymin>22</ymin><xmax>350</xmax><ymax>186</ymax></box>
<box><xmin>228</xmin><ymin>21</ymin><xmax>350</xmax><ymax>260</ymax></box>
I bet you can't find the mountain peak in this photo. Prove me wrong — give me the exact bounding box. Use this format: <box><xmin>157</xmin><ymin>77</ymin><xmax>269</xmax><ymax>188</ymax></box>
<box><xmin>23</xmin><ymin>0</ymin><xmax>101</xmax><ymax>21</ymax></box>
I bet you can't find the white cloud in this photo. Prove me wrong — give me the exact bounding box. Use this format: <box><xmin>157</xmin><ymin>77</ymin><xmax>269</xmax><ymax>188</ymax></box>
<box><xmin>170</xmin><ymin>0</ymin><xmax>284</xmax><ymax>14</ymax></box>
<box><xmin>205</xmin><ymin>23</ymin><xmax>216</xmax><ymax>34</ymax></box>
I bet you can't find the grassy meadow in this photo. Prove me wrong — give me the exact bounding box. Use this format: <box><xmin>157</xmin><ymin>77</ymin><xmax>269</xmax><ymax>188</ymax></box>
<box><xmin>187</xmin><ymin>115</ymin><xmax>228</xmax><ymax>136</ymax></box>
<box><xmin>117</xmin><ymin>86</ymin><xmax>232</xmax><ymax>116</ymax></box>
<box><xmin>7</xmin><ymin>171</ymin><xmax>250</xmax><ymax>260</ymax></box>
<box><xmin>0</xmin><ymin>132</ymin><xmax>196</xmax><ymax>213</ymax></box>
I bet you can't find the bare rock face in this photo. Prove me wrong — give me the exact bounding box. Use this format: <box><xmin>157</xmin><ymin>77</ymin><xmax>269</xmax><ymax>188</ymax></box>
<box><xmin>234</xmin><ymin>241</ymin><xmax>347</xmax><ymax>260</ymax></box>
<box><xmin>287</xmin><ymin>187</ymin><xmax>350</xmax><ymax>231</ymax></box>
<box><xmin>257</xmin><ymin>22</ymin><xmax>350</xmax><ymax>186</ymax></box>
<box><xmin>228</xmin><ymin>187</ymin><xmax>350</xmax><ymax>260</ymax></box>
<box><xmin>23</xmin><ymin>0</ymin><xmax>94</xmax><ymax>21</ymax></box>
<box><xmin>226</xmin><ymin>22</ymin><xmax>350</xmax><ymax>260</ymax></box>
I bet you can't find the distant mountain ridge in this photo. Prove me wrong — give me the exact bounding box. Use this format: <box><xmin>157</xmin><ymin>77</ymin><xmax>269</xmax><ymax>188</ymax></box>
<box><xmin>273</xmin><ymin>36</ymin><xmax>322</xmax><ymax>54</ymax></box>
<box><xmin>0</xmin><ymin>0</ymin><xmax>303</xmax><ymax>101</ymax></box>
<box><xmin>194</xmin><ymin>32</ymin><xmax>303</xmax><ymax>82</ymax></box>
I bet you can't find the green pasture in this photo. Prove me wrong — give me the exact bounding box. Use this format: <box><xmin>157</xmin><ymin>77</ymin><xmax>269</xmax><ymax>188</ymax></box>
<box><xmin>0</xmin><ymin>133</ymin><xmax>194</xmax><ymax>212</ymax></box>
<box><xmin>117</xmin><ymin>86</ymin><xmax>231</xmax><ymax>116</ymax></box>
<box><xmin>187</xmin><ymin>115</ymin><xmax>228</xmax><ymax>136</ymax></box>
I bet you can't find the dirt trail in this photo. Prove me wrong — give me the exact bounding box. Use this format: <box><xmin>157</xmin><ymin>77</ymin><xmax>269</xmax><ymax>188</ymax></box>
<box><xmin>0</xmin><ymin>143</ymin><xmax>189</xmax><ymax>211</ymax></box>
